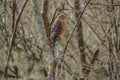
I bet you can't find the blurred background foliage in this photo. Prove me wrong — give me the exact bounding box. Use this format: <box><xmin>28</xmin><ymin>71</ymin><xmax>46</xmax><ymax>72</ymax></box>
<box><xmin>0</xmin><ymin>0</ymin><xmax>120</xmax><ymax>80</ymax></box>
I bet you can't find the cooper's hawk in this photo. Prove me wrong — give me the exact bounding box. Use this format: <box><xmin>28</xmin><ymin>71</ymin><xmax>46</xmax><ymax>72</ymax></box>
<box><xmin>50</xmin><ymin>14</ymin><xmax>66</xmax><ymax>46</ymax></box>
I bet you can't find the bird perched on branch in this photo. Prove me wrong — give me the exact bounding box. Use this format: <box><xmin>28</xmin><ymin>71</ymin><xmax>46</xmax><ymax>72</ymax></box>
<box><xmin>50</xmin><ymin>14</ymin><xmax>66</xmax><ymax>46</ymax></box>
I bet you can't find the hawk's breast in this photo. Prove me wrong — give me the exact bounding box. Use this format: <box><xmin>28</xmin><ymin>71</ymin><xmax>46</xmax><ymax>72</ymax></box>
<box><xmin>58</xmin><ymin>19</ymin><xmax>66</xmax><ymax>40</ymax></box>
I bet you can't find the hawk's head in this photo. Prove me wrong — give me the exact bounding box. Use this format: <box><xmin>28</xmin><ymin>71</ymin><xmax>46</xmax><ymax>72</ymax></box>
<box><xmin>58</xmin><ymin>14</ymin><xmax>65</xmax><ymax>19</ymax></box>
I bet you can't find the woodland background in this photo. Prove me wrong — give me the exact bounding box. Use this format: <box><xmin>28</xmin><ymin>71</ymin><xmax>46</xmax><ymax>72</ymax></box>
<box><xmin>0</xmin><ymin>0</ymin><xmax>120</xmax><ymax>80</ymax></box>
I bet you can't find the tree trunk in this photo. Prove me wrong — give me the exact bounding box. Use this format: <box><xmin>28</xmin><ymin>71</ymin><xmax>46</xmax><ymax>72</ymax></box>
<box><xmin>42</xmin><ymin>0</ymin><xmax>56</xmax><ymax>80</ymax></box>
<box><xmin>74</xmin><ymin>0</ymin><xmax>87</xmax><ymax>73</ymax></box>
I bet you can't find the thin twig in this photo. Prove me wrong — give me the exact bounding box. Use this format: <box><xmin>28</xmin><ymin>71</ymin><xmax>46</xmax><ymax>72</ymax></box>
<box><xmin>89</xmin><ymin>2</ymin><xmax>120</xmax><ymax>6</ymax></box>
<box><xmin>88</xmin><ymin>5</ymin><xmax>107</xmax><ymax>37</ymax></box>
<box><xmin>82</xmin><ymin>16</ymin><xmax>118</xmax><ymax>62</ymax></box>
<box><xmin>50</xmin><ymin>8</ymin><xmax>58</xmax><ymax>26</ymax></box>
<box><xmin>80</xmin><ymin>49</ymin><xmax>100</xmax><ymax>80</ymax></box>
<box><xmin>66</xmin><ymin>0</ymin><xmax>74</xmax><ymax>10</ymax></box>
<box><xmin>11</xmin><ymin>0</ymin><xmax>15</xmax><ymax>32</ymax></box>
<box><xmin>82</xmin><ymin>17</ymin><xmax>103</xmax><ymax>43</ymax></box>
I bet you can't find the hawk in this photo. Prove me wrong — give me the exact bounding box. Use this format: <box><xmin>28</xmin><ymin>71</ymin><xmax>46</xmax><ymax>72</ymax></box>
<box><xmin>50</xmin><ymin>14</ymin><xmax>66</xmax><ymax>46</ymax></box>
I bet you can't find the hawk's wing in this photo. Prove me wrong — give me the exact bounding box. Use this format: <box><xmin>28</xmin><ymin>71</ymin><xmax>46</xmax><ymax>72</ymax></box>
<box><xmin>51</xmin><ymin>20</ymin><xmax>62</xmax><ymax>42</ymax></box>
<box><xmin>53</xmin><ymin>20</ymin><xmax>62</xmax><ymax>38</ymax></box>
